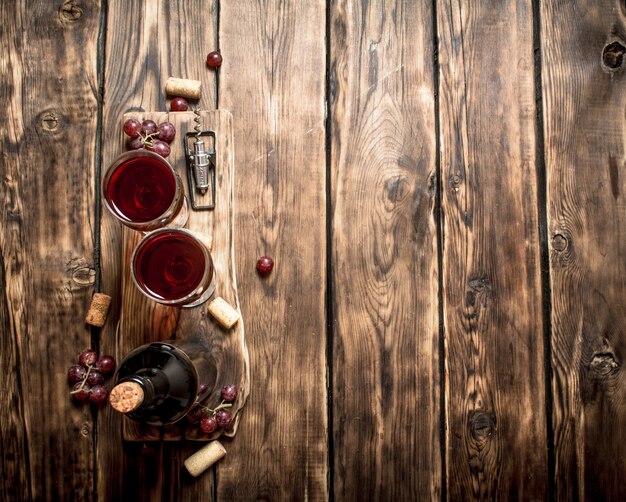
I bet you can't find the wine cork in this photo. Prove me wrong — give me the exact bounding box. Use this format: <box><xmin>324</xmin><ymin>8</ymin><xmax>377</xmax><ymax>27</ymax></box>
<box><xmin>184</xmin><ymin>441</ymin><xmax>226</xmax><ymax>477</ymax></box>
<box><xmin>165</xmin><ymin>77</ymin><xmax>202</xmax><ymax>100</ymax></box>
<box><xmin>85</xmin><ymin>293</ymin><xmax>112</xmax><ymax>327</ymax></box>
<box><xmin>110</xmin><ymin>382</ymin><xmax>144</xmax><ymax>413</ymax></box>
<box><xmin>207</xmin><ymin>297</ymin><xmax>240</xmax><ymax>329</ymax></box>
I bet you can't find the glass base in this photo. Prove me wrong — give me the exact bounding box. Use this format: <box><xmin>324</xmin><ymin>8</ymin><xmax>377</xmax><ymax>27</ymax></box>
<box><xmin>182</xmin><ymin>287</ymin><xmax>215</xmax><ymax>308</ymax></box>
<box><xmin>182</xmin><ymin>272</ymin><xmax>216</xmax><ymax>308</ymax></box>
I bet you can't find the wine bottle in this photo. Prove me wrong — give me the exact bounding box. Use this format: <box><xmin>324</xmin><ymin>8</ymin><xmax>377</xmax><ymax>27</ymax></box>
<box><xmin>109</xmin><ymin>341</ymin><xmax>216</xmax><ymax>426</ymax></box>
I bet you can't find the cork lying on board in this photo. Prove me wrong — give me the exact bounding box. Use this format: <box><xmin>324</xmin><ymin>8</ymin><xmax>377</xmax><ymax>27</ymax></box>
<box><xmin>85</xmin><ymin>293</ymin><xmax>112</xmax><ymax>327</ymax></box>
<box><xmin>165</xmin><ymin>77</ymin><xmax>202</xmax><ymax>100</ymax></box>
<box><xmin>208</xmin><ymin>297</ymin><xmax>240</xmax><ymax>329</ymax></box>
<box><xmin>184</xmin><ymin>441</ymin><xmax>227</xmax><ymax>477</ymax></box>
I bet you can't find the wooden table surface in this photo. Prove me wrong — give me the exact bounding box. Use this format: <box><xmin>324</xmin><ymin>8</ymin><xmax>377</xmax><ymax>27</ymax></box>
<box><xmin>2</xmin><ymin>1</ymin><xmax>625</xmax><ymax>500</ymax></box>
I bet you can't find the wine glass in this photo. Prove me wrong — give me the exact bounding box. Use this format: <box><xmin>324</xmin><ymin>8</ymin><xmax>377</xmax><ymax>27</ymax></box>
<box><xmin>102</xmin><ymin>150</ymin><xmax>188</xmax><ymax>231</ymax></box>
<box><xmin>131</xmin><ymin>228</ymin><xmax>216</xmax><ymax>307</ymax></box>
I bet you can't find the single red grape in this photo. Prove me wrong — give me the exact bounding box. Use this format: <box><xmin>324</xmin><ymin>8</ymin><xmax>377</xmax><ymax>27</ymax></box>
<box><xmin>87</xmin><ymin>370</ymin><xmax>104</xmax><ymax>386</ymax></box>
<box><xmin>200</xmin><ymin>414</ymin><xmax>218</xmax><ymax>433</ymax></box>
<box><xmin>206</xmin><ymin>51</ymin><xmax>223</xmax><ymax>68</ymax></box>
<box><xmin>170</xmin><ymin>96</ymin><xmax>188</xmax><ymax>112</ymax></box>
<box><xmin>68</xmin><ymin>364</ymin><xmax>87</xmax><ymax>385</ymax></box>
<box><xmin>187</xmin><ymin>406</ymin><xmax>207</xmax><ymax>425</ymax></box>
<box><xmin>129</xmin><ymin>136</ymin><xmax>144</xmax><ymax>150</ymax></box>
<box><xmin>215</xmin><ymin>409</ymin><xmax>232</xmax><ymax>428</ymax></box>
<box><xmin>197</xmin><ymin>383</ymin><xmax>210</xmax><ymax>396</ymax></box>
<box><xmin>71</xmin><ymin>382</ymin><xmax>91</xmax><ymax>401</ymax></box>
<box><xmin>150</xmin><ymin>140</ymin><xmax>171</xmax><ymax>158</ymax></box>
<box><xmin>123</xmin><ymin>118</ymin><xmax>142</xmax><ymax>138</ymax></box>
<box><xmin>256</xmin><ymin>256</ymin><xmax>274</xmax><ymax>276</ymax></box>
<box><xmin>141</xmin><ymin>119</ymin><xmax>158</xmax><ymax>135</ymax></box>
<box><xmin>220</xmin><ymin>384</ymin><xmax>238</xmax><ymax>402</ymax></box>
<box><xmin>95</xmin><ymin>355</ymin><xmax>116</xmax><ymax>375</ymax></box>
<box><xmin>157</xmin><ymin>122</ymin><xmax>176</xmax><ymax>142</ymax></box>
<box><xmin>89</xmin><ymin>385</ymin><xmax>108</xmax><ymax>404</ymax></box>
<box><xmin>78</xmin><ymin>349</ymin><xmax>98</xmax><ymax>368</ymax></box>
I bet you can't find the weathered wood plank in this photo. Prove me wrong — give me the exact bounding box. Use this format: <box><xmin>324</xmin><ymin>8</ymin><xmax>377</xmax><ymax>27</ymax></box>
<box><xmin>96</xmin><ymin>1</ymin><xmax>217</xmax><ymax>500</ymax></box>
<box><xmin>330</xmin><ymin>1</ymin><xmax>440</xmax><ymax>499</ymax></box>
<box><xmin>0</xmin><ymin>1</ymin><xmax>101</xmax><ymax>500</ymax></box>
<box><xmin>541</xmin><ymin>1</ymin><xmax>626</xmax><ymax>499</ymax></box>
<box><xmin>217</xmin><ymin>0</ymin><xmax>328</xmax><ymax>499</ymax></box>
<box><xmin>437</xmin><ymin>0</ymin><xmax>548</xmax><ymax>499</ymax></box>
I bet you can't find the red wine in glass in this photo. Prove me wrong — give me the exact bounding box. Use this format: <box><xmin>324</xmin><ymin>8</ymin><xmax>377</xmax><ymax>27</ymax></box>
<box><xmin>132</xmin><ymin>228</ymin><xmax>216</xmax><ymax>307</ymax></box>
<box><xmin>103</xmin><ymin>150</ymin><xmax>186</xmax><ymax>231</ymax></box>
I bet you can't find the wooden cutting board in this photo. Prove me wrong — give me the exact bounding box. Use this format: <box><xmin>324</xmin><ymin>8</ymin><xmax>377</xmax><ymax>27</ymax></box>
<box><xmin>115</xmin><ymin>110</ymin><xmax>249</xmax><ymax>441</ymax></box>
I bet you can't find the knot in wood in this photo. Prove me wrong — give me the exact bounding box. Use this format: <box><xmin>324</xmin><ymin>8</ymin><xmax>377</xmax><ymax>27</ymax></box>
<box><xmin>39</xmin><ymin>111</ymin><xmax>60</xmax><ymax>132</ymax></box>
<box><xmin>59</xmin><ymin>1</ymin><xmax>83</xmax><ymax>22</ymax></box>
<box><xmin>67</xmin><ymin>257</ymin><xmax>94</xmax><ymax>287</ymax></box>
<box><xmin>80</xmin><ymin>421</ymin><xmax>91</xmax><ymax>437</ymax></box>
<box><xmin>602</xmin><ymin>42</ymin><xmax>625</xmax><ymax>70</ymax></box>
<box><xmin>468</xmin><ymin>410</ymin><xmax>496</xmax><ymax>443</ymax></box>
<box><xmin>468</xmin><ymin>277</ymin><xmax>489</xmax><ymax>292</ymax></box>
<box><xmin>590</xmin><ymin>352</ymin><xmax>619</xmax><ymax>377</ymax></box>
<box><xmin>384</xmin><ymin>175</ymin><xmax>409</xmax><ymax>203</ymax></box>
<box><xmin>427</xmin><ymin>173</ymin><xmax>436</xmax><ymax>197</ymax></box>
<box><xmin>449</xmin><ymin>174</ymin><xmax>463</xmax><ymax>189</ymax></box>
<box><xmin>71</xmin><ymin>266</ymin><xmax>96</xmax><ymax>286</ymax></box>
<box><xmin>551</xmin><ymin>234</ymin><xmax>568</xmax><ymax>252</ymax></box>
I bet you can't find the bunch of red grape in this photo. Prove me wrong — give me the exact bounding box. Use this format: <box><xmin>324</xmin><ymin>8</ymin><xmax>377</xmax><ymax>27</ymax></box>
<box><xmin>187</xmin><ymin>383</ymin><xmax>238</xmax><ymax>434</ymax></box>
<box><xmin>123</xmin><ymin>118</ymin><xmax>176</xmax><ymax>158</ymax></box>
<box><xmin>68</xmin><ymin>349</ymin><xmax>117</xmax><ymax>404</ymax></box>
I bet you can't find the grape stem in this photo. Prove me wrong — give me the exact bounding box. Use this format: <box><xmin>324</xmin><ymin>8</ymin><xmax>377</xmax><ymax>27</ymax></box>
<box><xmin>70</xmin><ymin>364</ymin><xmax>93</xmax><ymax>394</ymax></box>
<box><xmin>141</xmin><ymin>132</ymin><xmax>158</xmax><ymax>148</ymax></box>
<box><xmin>197</xmin><ymin>400</ymin><xmax>232</xmax><ymax>417</ymax></box>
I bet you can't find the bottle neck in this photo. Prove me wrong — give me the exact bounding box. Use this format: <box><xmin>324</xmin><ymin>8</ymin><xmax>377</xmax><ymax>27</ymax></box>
<box><xmin>125</xmin><ymin>370</ymin><xmax>170</xmax><ymax>408</ymax></box>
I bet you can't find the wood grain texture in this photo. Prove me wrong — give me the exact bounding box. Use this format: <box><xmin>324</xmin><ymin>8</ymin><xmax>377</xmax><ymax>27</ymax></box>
<box><xmin>329</xmin><ymin>1</ymin><xmax>440</xmax><ymax>500</ymax></box>
<box><xmin>437</xmin><ymin>0</ymin><xmax>548</xmax><ymax>499</ymax></box>
<box><xmin>96</xmin><ymin>1</ymin><xmax>217</xmax><ymax>500</ymax></box>
<box><xmin>541</xmin><ymin>1</ymin><xmax>626</xmax><ymax>499</ymax></box>
<box><xmin>6</xmin><ymin>2</ymin><xmax>626</xmax><ymax>500</ymax></box>
<box><xmin>217</xmin><ymin>0</ymin><xmax>328</xmax><ymax>499</ymax></box>
<box><xmin>116</xmin><ymin>111</ymin><xmax>248</xmax><ymax>442</ymax></box>
<box><xmin>0</xmin><ymin>1</ymin><xmax>101</xmax><ymax>500</ymax></box>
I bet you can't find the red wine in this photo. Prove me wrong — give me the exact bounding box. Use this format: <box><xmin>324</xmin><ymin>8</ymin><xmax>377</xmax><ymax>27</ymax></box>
<box><xmin>105</xmin><ymin>155</ymin><xmax>178</xmax><ymax>223</ymax></box>
<box><xmin>133</xmin><ymin>230</ymin><xmax>209</xmax><ymax>302</ymax></box>
<box><xmin>111</xmin><ymin>342</ymin><xmax>217</xmax><ymax>426</ymax></box>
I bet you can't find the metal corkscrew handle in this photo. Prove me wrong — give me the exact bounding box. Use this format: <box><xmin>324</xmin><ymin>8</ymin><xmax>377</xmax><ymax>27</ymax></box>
<box><xmin>192</xmin><ymin>140</ymin><xmax>210</xmax><ymax>195</ymax></box>
<box><xmin>185</xmin><ymin>109</ymin><xmax>216</xmax><ymax>210</ymax></box>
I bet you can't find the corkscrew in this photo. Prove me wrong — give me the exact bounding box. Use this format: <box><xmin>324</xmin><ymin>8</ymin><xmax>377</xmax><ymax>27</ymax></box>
<box><xmin>184</xmin><ymin>108</ymin><xmax>216</xmax><ymax>210</ymax></box>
